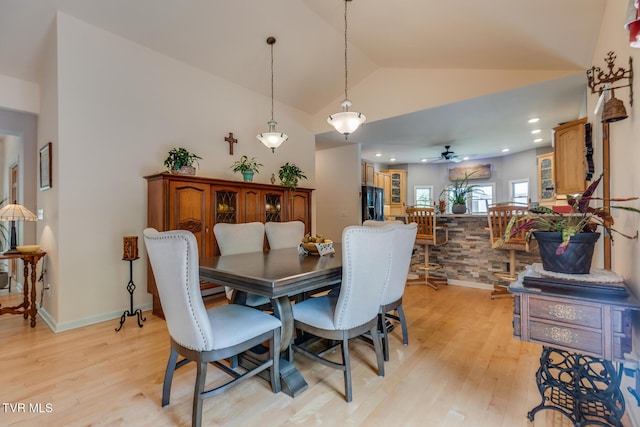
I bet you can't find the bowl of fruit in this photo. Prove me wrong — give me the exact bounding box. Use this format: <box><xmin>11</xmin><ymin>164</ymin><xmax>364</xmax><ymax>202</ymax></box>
<box><xmin>300</xmin><ymin>234</ymin><xmax>334</xmax><ymax>255</ymax></box>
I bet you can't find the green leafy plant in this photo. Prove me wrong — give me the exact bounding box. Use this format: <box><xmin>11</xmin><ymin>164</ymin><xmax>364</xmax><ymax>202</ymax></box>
<box><xmin>440</xmin><ymin>172</ymin><xmax>482</xmax><ymax>206</ymax></box>
<box><xmin>278</xmin><ymin>162</ymin><xmax>307</xmax><ymax>190</ymax></box>
<box><xmin>231</xmin><ymin>155</ymin><xmax>263</xmax><ymax>174</ymax></box>
<box><xmin>163</xmin><ymin>147</ymin><xmax>202</xmax><ymax>172</ymax></box>
<box><xmin>500</xmin><ymin>172</ymin><xmax>640</xmax><ymax>254</ymax></box>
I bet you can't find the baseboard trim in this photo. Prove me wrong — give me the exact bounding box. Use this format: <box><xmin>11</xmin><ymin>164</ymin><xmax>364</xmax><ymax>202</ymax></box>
<box><xmin>36</xmin><ymin>302</ymin><xmax>153</xmax><ymax>333</ymax></box>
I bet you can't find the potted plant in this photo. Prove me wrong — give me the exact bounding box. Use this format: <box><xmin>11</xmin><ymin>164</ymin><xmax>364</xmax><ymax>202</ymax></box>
<box><xmin>440</xmin><ymin>172</ymin><xmax>481</xmax><ymax>214</ymax></box>
<box><xmin>499</xmin><ymin>172</ymin><xmax>640</xmax><ymax>274</ymax></box>
<box><xmin>231</xmin><ymin>155</ymin><xmax>263</xmax><ymax>182</ymax></box>
<box><xmin>164</xmin><ymin>147</ymin><xmax>202</xmax><ymax>175</ymax></box>
<box><xmin>278</xmin><ymin>162</ymin><xmax>307</xmax><ymax>190</ymax></box>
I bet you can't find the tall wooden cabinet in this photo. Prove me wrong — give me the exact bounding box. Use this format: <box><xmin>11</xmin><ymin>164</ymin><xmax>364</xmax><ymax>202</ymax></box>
<box><xmin>553</xmin><ymin>118</ymin><xmax>587</xmax><ymax>195</ymax></box>
<box><xmin>380</xmin><ymin>169</ymin><xmax>407</xmax><ymax>217</ymax></box>
<box><xmin>145</xmin><ymin>173</ymin><xmax>313</xmax><ymax>317</ymax></box>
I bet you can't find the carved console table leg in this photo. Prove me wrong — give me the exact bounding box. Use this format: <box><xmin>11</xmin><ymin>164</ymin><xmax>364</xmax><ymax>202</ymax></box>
<box><xmin>529</xmin><ymin>347</ymin><xmax>625</xmax><ymax>426</ymax></box>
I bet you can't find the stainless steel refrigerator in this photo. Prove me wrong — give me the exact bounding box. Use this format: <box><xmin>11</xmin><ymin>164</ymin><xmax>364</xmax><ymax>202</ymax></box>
<box><xmin>362</xmin><ymin>185</ymin><xmax>384</xmax><ymax>222</ymax></box>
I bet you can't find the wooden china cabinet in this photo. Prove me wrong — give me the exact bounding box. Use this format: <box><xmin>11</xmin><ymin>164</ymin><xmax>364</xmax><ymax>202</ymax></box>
<box><xmin>144</xmin><ymin>173</ymin><xmax>313</xmax><ymax>317</ymax></box>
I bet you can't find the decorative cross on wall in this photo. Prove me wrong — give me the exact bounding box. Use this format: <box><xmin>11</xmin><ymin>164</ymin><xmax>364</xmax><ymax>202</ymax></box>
<box><xmin>224</xmin><ymin>132</ymin><xmax>238</xmax><ymax>155</ymax></box>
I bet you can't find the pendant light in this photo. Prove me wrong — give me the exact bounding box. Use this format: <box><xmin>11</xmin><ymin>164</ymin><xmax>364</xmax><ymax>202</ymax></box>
<box><xmin>327</xmin><ymin>0</ymin><xmax>366</xmax><ymax>139</ymax></box>
<box><xmin>257</xmin><ymin>36</ymin><xmax>288</xmax><ymax>153</ymax></box>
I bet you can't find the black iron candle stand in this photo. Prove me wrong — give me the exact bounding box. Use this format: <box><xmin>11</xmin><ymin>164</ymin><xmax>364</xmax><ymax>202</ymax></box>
<box><xmin>115</xmin><ymin>258</ymin><xmax>146</xmax><ymax>332</ymax></box>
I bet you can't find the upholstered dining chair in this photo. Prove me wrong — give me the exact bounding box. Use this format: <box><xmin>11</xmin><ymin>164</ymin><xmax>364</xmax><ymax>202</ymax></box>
<box><xmin>378</xmin><ymin>222</ymin><xmax>417</xmax><ymax>361</ymax></box>
<box><xmin>405</xmin><ymin>207</ymin><xmax>449</xmax><ymax>290</ymax></box>
<box><xmin>265</xmin><ymin>221</ymin><xmax>305</xmax><ymax>250</ymax></box>
<box><xmin>486</xmin><ymin>202</ymin><xmax>537</xmax><ymax>298</ymax></box>
<box><xmin>213</xmin><ymin>222</ymin><xmax>269</xmax><ymax>307</ymax></box>
<box><xmin>362</xmin><ymin>219</ymin><xmax>404</xmax><ymax>227</ymax></box>
<box><xmin>143</xmin><ymin>228</ymin><xmax>281</xmax><ymax>427</ymax></box>
<box><xmin>291</xmin><ymin>225</ymin><xmax>394</xmax><ymax>402</ymax></box>
<box><xmin>362</xmin><ymin>220</ymin><xmax>417</xmax><ymax>360</ymax></box>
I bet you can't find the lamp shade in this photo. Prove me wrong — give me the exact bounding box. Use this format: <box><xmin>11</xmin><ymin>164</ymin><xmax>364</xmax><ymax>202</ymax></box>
<box><xmin>0</xmin><ymin>204</ymin><xmax>38</xmax><ymax>221</ymax></box>
<box><xmin>327</xmin><ymin>111</ymin><xmax>366</xmax><ymax>137</ymax></box>
<box><xmin>256</xmin><ymin>120</ymin><xmax>288</xmax><ymax>153</ymax></box>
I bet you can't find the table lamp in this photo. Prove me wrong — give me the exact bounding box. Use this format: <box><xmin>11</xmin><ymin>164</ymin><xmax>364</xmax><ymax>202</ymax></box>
<box><xmin>0</xmin><ymin>203</ymin><xmax>39</xmax><ymax>254</ymax></box>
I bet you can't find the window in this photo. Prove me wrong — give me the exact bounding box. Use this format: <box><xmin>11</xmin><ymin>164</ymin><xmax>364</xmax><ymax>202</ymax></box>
<box><xmin>414</xmin><ymin>186</ymin><xmax>433</xmax><ymax>207</ymax></box>
<box><xmin>510</xmin><ymin>179</ymin><xmax>529</xmax><ymax>205</ymax></box>
<box><xmin>471</xmin><ymin>183</ymin><xmax>494</xmax><ymax>213</ymax></box>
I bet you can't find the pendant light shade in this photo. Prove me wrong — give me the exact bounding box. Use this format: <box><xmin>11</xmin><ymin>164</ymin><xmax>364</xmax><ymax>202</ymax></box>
<box><xmin>328</xmin><ymin>0</ymin><xmax>365</xmax><ymax>139</ymax></box>
<box><xmin>257</xmin><ymin>37</ymin><xmax>288</xmax><ymax>153</ymax></box>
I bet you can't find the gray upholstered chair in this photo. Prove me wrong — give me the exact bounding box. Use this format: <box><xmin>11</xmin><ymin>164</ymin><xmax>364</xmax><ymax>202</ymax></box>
<box><xmin>379</xmin><ymin>222</ymin><xmax>417</xmax><ymax>361</ymax></box>
<box><xmin>213</xmin><ymin>222</ymin><xmax>269</xmax><ymax>306</ymax></box>
<box><xmin>143</xmin><ymin>228</ymin><xmax>281</xmax><ymax>427</ymax></box>
<box><xmin>265</xmin><ymin>220</ymin><xmax>305</xmax><ymax>249</ymax></box>
<box><xmin>362</xmin><ymin>219</ymin><xmax>404</xmax><ymax>227</ymax></box>
<box><xmin>291</xmin><ymin>225</ymin><xmax>394</xmax><ymax>402</ymax></box>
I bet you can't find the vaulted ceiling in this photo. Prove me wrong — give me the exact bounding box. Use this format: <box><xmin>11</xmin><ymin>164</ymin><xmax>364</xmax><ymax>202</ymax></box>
<box><xmin>0</xmin><ymin>0</ymin><xmax>608</xmax><ymax>163</ymax></box>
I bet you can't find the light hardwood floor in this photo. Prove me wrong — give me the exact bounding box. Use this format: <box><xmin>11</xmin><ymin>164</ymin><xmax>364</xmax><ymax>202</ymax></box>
<box><xmin>0</xmin><ymin>284</ymin><xmax>631</xmax><ymax>426</ymax></box>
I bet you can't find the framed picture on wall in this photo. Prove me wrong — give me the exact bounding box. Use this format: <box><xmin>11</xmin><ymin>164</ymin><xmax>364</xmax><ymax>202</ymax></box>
<box><xmin>39</xmin><ymin>142</ymin><xmax>52</xmax><ymax>190</ymax></box>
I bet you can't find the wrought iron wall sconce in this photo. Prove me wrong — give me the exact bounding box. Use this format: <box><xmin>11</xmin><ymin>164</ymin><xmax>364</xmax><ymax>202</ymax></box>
<box><xmin>586</xmin><ymin>51</ymin><xmax>633</xmax><ymax>123</ymax></box>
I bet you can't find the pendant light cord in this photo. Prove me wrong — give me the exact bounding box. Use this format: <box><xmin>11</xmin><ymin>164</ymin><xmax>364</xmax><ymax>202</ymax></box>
<box><xmin>343</xmin><ymin>0</ymin><xmax>349</xmax><ymax>101</ymax></box>
<box><xmin>270</xmin><ymin>41</ymin><xmax>275</xmax><ymax>122</ymax></box>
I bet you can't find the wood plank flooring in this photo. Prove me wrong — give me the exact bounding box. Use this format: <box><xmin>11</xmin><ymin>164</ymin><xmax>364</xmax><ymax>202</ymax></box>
<box><xmin>0</xmin><ymin>284</ymin><xmax>631</xmax><ymax>426</ymax></box>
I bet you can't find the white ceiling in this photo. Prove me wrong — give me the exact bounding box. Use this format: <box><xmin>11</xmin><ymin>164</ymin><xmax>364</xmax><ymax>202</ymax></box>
<box><xmin>0</xmin><ymin>0</ymin><xmax>608</xmax><ymax>163</ymax></box>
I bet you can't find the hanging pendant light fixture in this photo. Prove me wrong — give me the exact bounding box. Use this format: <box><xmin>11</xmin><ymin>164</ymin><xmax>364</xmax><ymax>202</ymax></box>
<box><xmin>257</xmin><ymin>36</ymin><xmax>288</xmax><ymax>153</ymax></box>
<box><xmin>327</xmin><ymin>0</ymin><xmax>366</xmax><ymax>139</ymax></box>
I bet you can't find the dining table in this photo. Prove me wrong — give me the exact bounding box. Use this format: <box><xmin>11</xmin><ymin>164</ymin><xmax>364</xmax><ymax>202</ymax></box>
<box><xmin>199</xmin><ymin>244</ymin><xmax>342</xmax><ymax>397</ymax></box>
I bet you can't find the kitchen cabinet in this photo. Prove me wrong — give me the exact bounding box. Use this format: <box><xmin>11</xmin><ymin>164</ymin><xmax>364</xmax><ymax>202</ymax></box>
<box><xmin>380</xmin><ymin>169</ymin><xmax>407</xmax><ymax>217</ymax></box>
<box><xmin>536</xmin><ymin>153</ymin><xmax>555</xmax><ymax>206</ymax></box>
<box><xmin>361</xmin><ymin>161</ymin><xmax>375</xmax><ymax>186</ymax></box>
<box><xmin>145</xmin><ymin>173</ymin><xmax>313</xmax><ymax>317</ymax></box>
<box><xmin>553</xmin><ymin>118</ymin><xmax>587</xmax><ymax>195</ymax></box>
<box><xmin>374</xmin><ymin>172</ymin><xmax>391</xmax><ymax>200</ymax></box>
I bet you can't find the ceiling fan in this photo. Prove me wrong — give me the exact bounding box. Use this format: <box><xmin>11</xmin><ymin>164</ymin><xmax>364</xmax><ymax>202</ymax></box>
<box><xmin>426</xmin><ymin>145</ymin><xmax>463</xmax><ymax>163</ymax></box>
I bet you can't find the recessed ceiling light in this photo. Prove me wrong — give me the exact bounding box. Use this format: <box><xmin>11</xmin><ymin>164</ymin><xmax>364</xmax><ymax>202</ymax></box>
<box><xmin>389</xmin><ymin>158</ymin><xmax>396</xmax><ymax>162</ymax></box>
<box><xmin>502</xmin><ymin>148</ymin><xmax>509</xmax><ymax>153</ymax></box>
<box><xmin>534</xmin><ymin>138</ymin><xmax>543</xmax><ymax>143</ymax></box>
<box><xmin>375</xmin><ymin>153</ymin><xmax>381</xmax><ymax>157</ymax></box>
<box><xmin>528</xmin><ymin>118</ymin><xmax>540</xmax><ymax>123</ymax></box>
<box><xmin>531</xmin><ymin>129</ymin><xmax>541</xmax><ymax>134</ymax></box>
<box><xmin>420</xmin><ymin>158</ymin><xmax>427</xmax><ymax>162</ymax></box>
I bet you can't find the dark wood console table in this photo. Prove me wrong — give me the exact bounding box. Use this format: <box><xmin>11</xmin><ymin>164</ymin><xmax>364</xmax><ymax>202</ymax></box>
<box><xmin>0</xmin><ymin>251</ymin><xmax>46</xmax><ymax>327</ymax></box>
<box><xmin>509</xmin><ymin>265</ymin><xmax>640</xmax><ymax>426</ymax></box>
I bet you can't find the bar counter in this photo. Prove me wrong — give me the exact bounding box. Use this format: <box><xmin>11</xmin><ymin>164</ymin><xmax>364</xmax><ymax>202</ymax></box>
<box><xmin>410</xmin><ymin>214</ymin><xmax>541</xmax><ymax>286</ymax></box>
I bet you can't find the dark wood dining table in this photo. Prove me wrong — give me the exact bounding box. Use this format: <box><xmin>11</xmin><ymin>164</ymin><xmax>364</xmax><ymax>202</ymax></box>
<box><xmin>199</xmin><ymin>244</ymin><xmax>342</xmax><ymax>397</ymax></box>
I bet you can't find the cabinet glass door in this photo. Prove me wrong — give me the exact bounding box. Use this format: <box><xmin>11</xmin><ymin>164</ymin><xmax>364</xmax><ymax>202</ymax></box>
<box><xmin>265</xmin><ymin>193</ymin><xmax>282</xmax><ymax>222</ymax></box>
<box><xmin>214</xmin><ymin>190</ymin><xmax>238</xmax><ymax>223</ymax></box>
<box><xmin>391</xmin><ymin>173</ymin><xmax>401</xmax><ymax>203</ymax></box>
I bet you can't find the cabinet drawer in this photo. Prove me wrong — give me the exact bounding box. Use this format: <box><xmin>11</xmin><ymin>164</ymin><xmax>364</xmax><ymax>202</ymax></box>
<box><xmin>529</xmin><ymin>298</ymin><xmax>601</xmax><ymax>329</ymax></box>
<box><xmin>529</xmin><ymin>320</ymin><xmax>603</xmax><ymax>357</ymax></box>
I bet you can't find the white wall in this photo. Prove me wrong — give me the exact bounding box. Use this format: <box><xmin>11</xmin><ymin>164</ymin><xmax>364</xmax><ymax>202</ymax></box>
<box><xmin>588</xmin><ymin>2</ymin><xmax>640</xmax><ymax>310</ymax></box>
<box><xmin>33</xmin><ymin>13</ymin><xmax>317</xmax><ymax>330</ymax></box>
<box><xmin>316</xmin><ymin>144</ymin><xmax>361</xmax><ymax>242</ymax></box>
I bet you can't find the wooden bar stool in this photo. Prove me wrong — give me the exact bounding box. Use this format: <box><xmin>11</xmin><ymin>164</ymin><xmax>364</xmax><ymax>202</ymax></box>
<box><xmin>405</xmin><ymin>207</ymin><xmax>448</xmax><ymax>290</ymax></box>
<box><xmin>486</xmin><ymin>202</ymin><xmax>537</xmax><ymax>298</ymax></box>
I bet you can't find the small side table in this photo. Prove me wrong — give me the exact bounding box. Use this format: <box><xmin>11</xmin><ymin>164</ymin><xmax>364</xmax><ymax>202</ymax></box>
<box><xmin>509</xmin><ymin>265</ymin><xmax>640</xmax><ymax>426</ymax></box>
<box><xmin>0</xmin><ymin>250</ymin><xmax>46</xmax><ymax>327</ymax></box>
